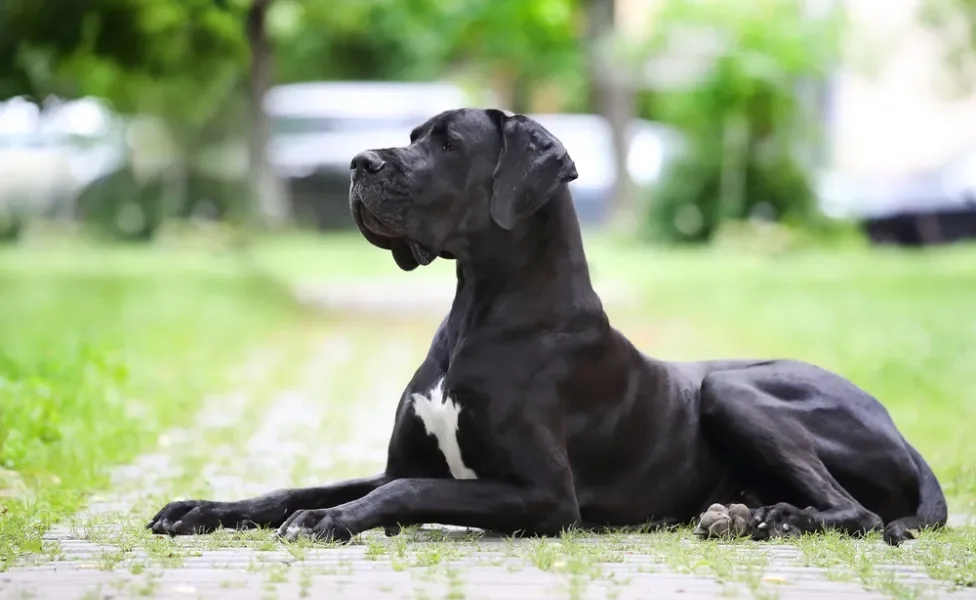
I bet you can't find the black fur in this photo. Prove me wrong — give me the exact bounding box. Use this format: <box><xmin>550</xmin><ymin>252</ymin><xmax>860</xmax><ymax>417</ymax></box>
<box><xmin>148</xmin><ymin>109</ymin><xmax>947</xmax><ymax>546</ymax></box>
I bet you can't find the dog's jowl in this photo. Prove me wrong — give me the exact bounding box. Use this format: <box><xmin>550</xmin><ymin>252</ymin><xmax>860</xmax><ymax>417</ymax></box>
<box><xmin>148</xmin><ymin>108</ymin><xmax>947</xmax><ymax>546</ymax></box>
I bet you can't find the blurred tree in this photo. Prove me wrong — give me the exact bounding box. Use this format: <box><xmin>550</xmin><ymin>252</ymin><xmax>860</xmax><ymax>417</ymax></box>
<box><xmin>641</xmin><ymin>0</ymin><xmax>844</xmax><ymax>244</ymax></box>
<box><xmin>581</xmin><ymin>0</ymin><xmax>636</xmax><ymax>223</ymax></box>
<box><xmin>271</xmin><ymin>0</ymin><xmax>464</xmax><ymax>83</ymax></box>
<box><xmin>269</xmin><ymin>0</ymin><xmax>585</xmax><ymax>112</ymax></box>
<box><xmin>919</xmin><ymin>0</ymin><xmax>976</xmax><ymax>94</ymax></box>
<box><xmin>450</xmin><ymin>0</ymin><xmax>584</xmax><ymax>111</ymax></box>
<box><xmin>0</xmin><ymin>0</ymin><xmax>247</xmax><ymax>125</ymax></box>
<box><xmin>247</xmin><ymin>0</ymin><xmax>288</xmax><ymax>229</ymax></box>
<box><xmin>0</xmin><ymin>0</ymin><xmax>632</xmax><ymax>235</ymax></box>
<box><xmin>0</xmin><ymin>0</ymin><xmax>293</xmax><ymax>236</ymax></box>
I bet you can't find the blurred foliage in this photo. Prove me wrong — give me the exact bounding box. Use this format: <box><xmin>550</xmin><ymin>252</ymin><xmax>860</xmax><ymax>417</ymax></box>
<box><xmin>640</xmin><ymin>0</ymin><xmax>844</xmax><ymax>244</ymax></box>
<box><xmin>0</xmin><ymin>0</ymin><xmax>589</xmax><ymax>240</ymax></box>
<box><xmin>0</xmin><ymin>207</ymin><xmax>25</xmax><ymax>244</ymax></box>
<box><xmin>647</xmin><ymin>148</ymin><xmax>819</xmax><ymax>244</ymax></box>
<box><xmin>74</xmin><ymin>167</ymin><xmax>247</xmax><ymax>242</ymax></box>
<box><xmin>73</xmin><ymin>168</ymin><xmax>168</xmax><ymax>242</ymax></box>
<box><xmin>0</xmin><ymin>0</ymin><xmax>254</xmax><ymax>240</ymax></box>
<box><xmin>271</xmin><ymin>0</ymin><xmax>459</xmax><ymax>82</ymax></box>
<box><xmin>271</xmin><ymin>0</ymin><xmax>585</xmax><ymax>108</ymax></box>
<box><xmin>0</xmin><ymin>0</ymin><xmax>248</xmax><ymax>124</ymax></box>
<box><xmin>0</xmin><ymin>0</ymin><xmax>869</xmax><ymax>247</ymax></box>
<box><xmin>0</xmin><ymin>0</ymin><xmax>585</xmax><ymax>119</ymax></box>
<box><xmin>920</xmin><ymin>0</ymin><xmax>976</xmax><ymax>94</ymax></box>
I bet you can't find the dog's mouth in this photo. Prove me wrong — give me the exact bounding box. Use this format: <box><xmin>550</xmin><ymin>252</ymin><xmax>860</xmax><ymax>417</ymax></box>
<box><xmin>356</xmin><ymin>200</ymin><xmax>399</xmax><ymax>239</ymax></box>
<box><xmin>351</xmin><ymin>199</ymin><xmax>437</xmax><ymax>271</ymax></box>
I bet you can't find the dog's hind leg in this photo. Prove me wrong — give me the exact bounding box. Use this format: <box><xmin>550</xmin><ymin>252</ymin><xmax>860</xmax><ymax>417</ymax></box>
<box><xmin>148</xmin><ymin>474</ymin><xmax>391</xmax><ymax>535</ymax></box>
<box><xmin>697</xmin><ymin>374</ymin><xmax>885</xmax><ymax>542</ymax></box>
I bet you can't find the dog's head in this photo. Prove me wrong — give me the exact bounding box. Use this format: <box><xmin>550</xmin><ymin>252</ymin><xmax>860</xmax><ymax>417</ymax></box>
<box><xmin>348</xmin><ymin>108</ymin><xmax>578</xmax><ymax>270</ymax></box>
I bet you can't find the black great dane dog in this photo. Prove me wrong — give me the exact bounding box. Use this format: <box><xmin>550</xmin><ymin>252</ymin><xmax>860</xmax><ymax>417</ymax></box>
<box><xmin>148</xmin><ymin>108</ymin><xmax>948</xmax><ymax>546</ymax></box>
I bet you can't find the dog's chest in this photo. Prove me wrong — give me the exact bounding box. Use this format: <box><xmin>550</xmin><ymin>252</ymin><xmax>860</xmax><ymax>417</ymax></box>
<box><xmin>410</xmin><ymin>378</ymin><xmax>478</xmax><ymax>480</ymax></box>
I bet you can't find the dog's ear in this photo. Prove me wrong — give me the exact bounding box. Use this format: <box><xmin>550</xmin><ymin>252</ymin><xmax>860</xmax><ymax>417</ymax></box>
<box><xmin>487</xmin><ymin>110</ymin><xmax>578</xmax><ymax>231</ymax></box>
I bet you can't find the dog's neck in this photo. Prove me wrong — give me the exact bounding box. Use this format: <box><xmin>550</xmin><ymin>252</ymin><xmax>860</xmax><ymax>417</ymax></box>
<box><xmin>448</xmin><ymin>187</ymin><xmax>604</xmax><ymax>334</ymax></box>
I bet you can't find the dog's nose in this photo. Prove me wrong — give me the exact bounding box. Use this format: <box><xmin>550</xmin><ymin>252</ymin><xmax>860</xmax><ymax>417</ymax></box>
<box><xmin>350</xmin><ymin>150</ymin><xmax>386</xmax><ymax>175</ymax></box>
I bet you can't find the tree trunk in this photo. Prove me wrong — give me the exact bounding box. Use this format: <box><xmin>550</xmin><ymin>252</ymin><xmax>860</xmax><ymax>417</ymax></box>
<box><xmin>583</xmin><ymin>0</ymin><xmax>636</xmax><ymax>225</ymax></box>
<box><xmin>246</xmin><ymin>0</ymin><xmax>288</xmax><ymax>229</ymax></box>
<box><xmin>718</xmin><ymin>113</ymin><xmax>749</xmax><ymax>222</ymax></box>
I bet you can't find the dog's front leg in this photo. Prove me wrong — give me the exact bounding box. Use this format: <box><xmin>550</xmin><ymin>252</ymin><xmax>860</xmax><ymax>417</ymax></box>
<box><xmin>277</xmin><ymin>478</ymin><xmax>580</xmax><ymax>542</ymax></box>
<box><xmin>148</xmin><ymin>474</ymin><xmax>391</xmax><ymax>535</ymax></box>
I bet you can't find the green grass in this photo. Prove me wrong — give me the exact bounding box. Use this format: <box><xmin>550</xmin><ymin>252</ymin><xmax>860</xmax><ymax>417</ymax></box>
<box><xmin>0</xmin><ymin>229</ymin><xmax>974</xmax><ymax>596</ymax></box>
<box><xmin>601</xmin><ymin>241</ymin><xmax>976</xmax><ymax>506</ymax></box>
<box><xmin>0</xmin><ymin>244</ymin><xmax>303</xmax><ymax>568</ymax></box>
<box><xmin>250</xmin><ymin>230</ymin><xmax>976</xmax><ymax>506</ymax></box>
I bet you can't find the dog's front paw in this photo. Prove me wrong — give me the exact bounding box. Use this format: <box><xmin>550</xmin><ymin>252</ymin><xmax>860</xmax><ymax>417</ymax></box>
<box><xmin>276</xmin><ymin>509</ymin><xmax>354</xmax><ymax>543</ymax></box>
<box><xmin>882</xmin><ymin>522</ymin><xmax>916</xmax><ymax>546</ymax></box>
<box><xmin>694</xmin><ymin>503</ymin><xmax>751</xmax><ymax>539</ymax></box>
<box><xmin>146</xmin><ymin>500</ymin><xmax>228</xmax><ymax>536</ymax></box>
<box><xmin>750</xmin><ymin>502</ymin><xmax>816</xmax><ymax>541</ymax></box>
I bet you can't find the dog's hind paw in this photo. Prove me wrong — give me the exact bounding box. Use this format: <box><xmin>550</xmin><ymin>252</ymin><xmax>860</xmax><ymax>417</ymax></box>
<box><xmin>694</xmin><ymin>503</ymin><xmax>751</xmax><ymax>540</ymax></box>
<box><xmin>275</xmin><ymin>508</ymin><xmax>355</xmax><ymax>543</ymax></box>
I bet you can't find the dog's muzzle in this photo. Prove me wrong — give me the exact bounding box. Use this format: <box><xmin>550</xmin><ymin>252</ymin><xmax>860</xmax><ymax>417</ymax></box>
<box><xmin>348</xmin><ymin>149</ymin><xmax>441</xmax><ymax>271</ymax></box>
<box><xmin>350</xmin><ymin>193</ymin><xmax>437</xmax><ymax>271</ymax></box>
<box><xmin>352</xmin><ymin>197</ymin><xmax>398</xmax><ymax>241</ymax></box>
<box><xmin>348</xmin><ymin>150</ymin><xmax>402</xmax><ymax>245</ymax></box>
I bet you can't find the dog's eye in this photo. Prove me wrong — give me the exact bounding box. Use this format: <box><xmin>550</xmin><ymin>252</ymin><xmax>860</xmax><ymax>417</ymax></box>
<box><xmin>441</xmin><ymin>141</ymin><xmax>454</xmax><ymax>152</ymax></box>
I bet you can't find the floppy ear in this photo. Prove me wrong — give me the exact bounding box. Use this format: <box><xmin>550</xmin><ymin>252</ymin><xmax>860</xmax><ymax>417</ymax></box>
<box><xmin>487</xmin><ymin>110</ymin><xmax>578</xmax><ymax>231</ymax></box>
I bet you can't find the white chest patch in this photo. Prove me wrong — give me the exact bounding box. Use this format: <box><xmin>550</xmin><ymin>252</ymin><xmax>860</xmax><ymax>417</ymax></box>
<box><xmin>411</xmin><ymin>378</ymin><xmax>478</xmax><ymax>480</ymax></box>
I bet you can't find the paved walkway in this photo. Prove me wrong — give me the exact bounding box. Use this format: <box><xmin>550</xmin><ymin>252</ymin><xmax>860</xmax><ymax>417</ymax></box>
<box><xmin>2</xmin><ymin>294</ymin><xmax>974</xmax><ymax>600</ymax></box>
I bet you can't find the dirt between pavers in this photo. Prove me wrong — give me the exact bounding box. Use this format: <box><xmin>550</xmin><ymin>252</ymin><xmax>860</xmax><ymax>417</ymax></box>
<box><xmin>3</xmin><ymin>528</ymin><xmax>973</xmax><ymax>600</ymax></box>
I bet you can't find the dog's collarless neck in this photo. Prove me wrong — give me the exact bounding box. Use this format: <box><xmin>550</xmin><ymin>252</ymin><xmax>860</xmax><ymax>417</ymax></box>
<box><xmin>446</xmin><ymin>199</ymin><xmax>604</xmax><ymax>337</ymax></box>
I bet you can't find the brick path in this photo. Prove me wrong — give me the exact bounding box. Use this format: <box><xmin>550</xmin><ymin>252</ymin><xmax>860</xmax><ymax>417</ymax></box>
<box><xmin>2</xmin><ymin>287</ymin><xmax>974</xmax><ymax>600</ymax></box>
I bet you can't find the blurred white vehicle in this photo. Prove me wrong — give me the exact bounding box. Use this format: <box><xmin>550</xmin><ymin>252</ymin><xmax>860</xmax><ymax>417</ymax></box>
<box><xmin>0</xmin><ymin>96</ymin><xmax>124</xmax><ymax>223</ymax></box>
<box><xmin>816</xmin><ymin>142</ymin><xmax>976</xmax><ymax>246</ymax></box>
<box><xmin>527</xmin><ymin>113</ymin><xmax>685</xmax><ymax>223</ymax></box>
<box><xmin>261</xmin><ymin>80</ymin><xmax>492</xmax><ymax>229</ymax></box>
<box><xmin>265</xmin><ymin>80</ymin><xmax>484</xmax><ymax>177</ymax></box>
<box><xmin>0</xmin><ymin>98</ymin><xmax>77</xmax><ymax>220</ymax></box>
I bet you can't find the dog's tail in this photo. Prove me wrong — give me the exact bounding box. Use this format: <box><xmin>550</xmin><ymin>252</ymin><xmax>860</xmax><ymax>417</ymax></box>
<box><xmin>883</xmin><ymin>442</ymin><xmax>948</xmax><ymax>544</ymax></box>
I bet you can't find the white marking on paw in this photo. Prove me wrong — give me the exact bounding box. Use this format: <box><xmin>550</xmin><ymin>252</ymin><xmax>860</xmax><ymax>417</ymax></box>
<box><xmin>411</xmin><ymin>379</ymin><xmax>478</xmax><ymax>480</ymax></box>
<box><xmin>758</xmin><ymin>522</ymin><xmax>768</xmax><ymax>529</ymax></box>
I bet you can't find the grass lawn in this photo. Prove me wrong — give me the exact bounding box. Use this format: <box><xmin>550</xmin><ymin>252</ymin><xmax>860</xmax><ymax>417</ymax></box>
<box><xmin>0</xmin><ymin>243</ymin><xmax>306</xmax><ymax>567</ymax></box>
<box><xmin>604</xmin><ymin>240</ymin><xmax>976</xmax><ymax>509</ymax></box>
<box><xmin>0</xmin><ymin>229</ymin><xmax>973</xmax><ymax>594</ymax></box>
<box><xmin>251</xmin><ymin>230</ymin><xmax>976</xmax><ymax>508</ymax></box>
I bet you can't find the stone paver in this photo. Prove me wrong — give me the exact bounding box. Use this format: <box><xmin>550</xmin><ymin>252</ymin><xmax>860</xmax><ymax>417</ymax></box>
<box><xmin>1</xmin><ymin>291</ymin><xmax>974</xmax><ymax>600</ymax></box>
